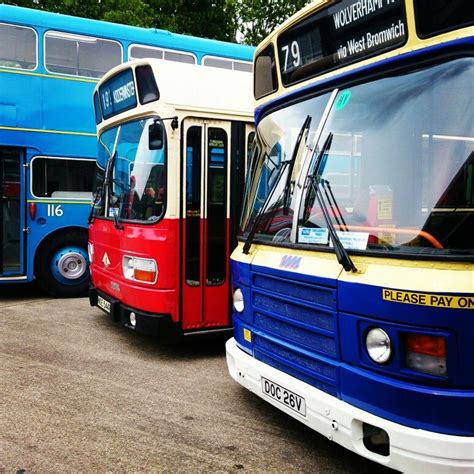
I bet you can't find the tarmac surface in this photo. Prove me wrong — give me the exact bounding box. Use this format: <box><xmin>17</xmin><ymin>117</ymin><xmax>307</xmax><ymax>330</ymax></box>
<box><xmin>0</xmin><ymin>283</ymin><xmax>393</xmax><ymax>472</ymax></box>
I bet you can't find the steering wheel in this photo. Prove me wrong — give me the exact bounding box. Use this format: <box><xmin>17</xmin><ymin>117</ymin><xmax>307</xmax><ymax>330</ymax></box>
<box><xmin>272</xmin><ymin>227</ymin><xmax>291</xmax><ymax>242</ymax></box>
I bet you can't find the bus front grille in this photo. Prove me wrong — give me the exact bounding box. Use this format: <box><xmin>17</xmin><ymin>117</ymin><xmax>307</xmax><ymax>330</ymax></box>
<box><xmin>251</xmin><ymin>269</ymin><xmax>339</xmax><ymax>396</ymax></box>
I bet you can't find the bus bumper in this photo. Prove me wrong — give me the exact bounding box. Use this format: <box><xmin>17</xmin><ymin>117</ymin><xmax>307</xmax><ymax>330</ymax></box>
<box><xmin>226</xmin><ymin>337</ymin><xmax>474</xmax><ymax>473</ymax></box>
<box><xmin>89</xmin><ymin>286</ymin><xmax>178</xmax><ymax>339</ymax></box>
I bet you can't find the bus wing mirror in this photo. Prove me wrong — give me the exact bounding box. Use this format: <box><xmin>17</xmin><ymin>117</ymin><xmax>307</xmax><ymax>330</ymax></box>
<box><xmin>149</xmin><ymin>122</ymin><xmax>164</xmax><ymax>150</ymax></box>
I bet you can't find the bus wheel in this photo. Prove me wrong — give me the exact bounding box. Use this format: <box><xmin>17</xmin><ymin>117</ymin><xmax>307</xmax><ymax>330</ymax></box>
<box><xmin>36</xmin><ymin>231</ymin><xmax>90</xmax><ymax>298</ymax></box>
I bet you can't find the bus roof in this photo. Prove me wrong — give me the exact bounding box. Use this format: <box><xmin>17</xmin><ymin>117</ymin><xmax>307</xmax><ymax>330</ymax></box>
<box><xmin>95</xmin><ymin>59</ymin><xmax>254</xmax><ymax>125</ymax></box>
<box><xmin>0</xmin><ymin>4</ymin><xmax>254</xmax><ymax>62</ymax></box>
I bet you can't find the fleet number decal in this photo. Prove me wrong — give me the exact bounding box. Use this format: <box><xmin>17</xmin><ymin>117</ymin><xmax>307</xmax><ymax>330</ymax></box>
<box><xmin>47</xmin><ymin>204</ymin><xmax>63</xmax><ymax>217</ymax></box>
<box><xmin>382</xmin><ymin>289</ymin><xmax>474</xmax><ymax>309</ymax></box>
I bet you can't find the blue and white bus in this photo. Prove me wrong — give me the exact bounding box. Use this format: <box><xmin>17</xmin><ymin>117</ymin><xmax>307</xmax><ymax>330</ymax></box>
<box><xmin>0</xmin><ymin>4</ymin><xmax>253</xmax><ymax>297</ymax></box>
<box><xmin>227</xmin><ymin>0</ymin><xmax>473</xmax><ymax>471</ymax></box>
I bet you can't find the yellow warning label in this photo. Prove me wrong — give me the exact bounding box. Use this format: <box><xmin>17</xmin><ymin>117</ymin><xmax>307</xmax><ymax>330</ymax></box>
<box><xmin>382</xmin><ymin>289</ymin><xmax>474</xmax><ymax>309</ymax></box>
<box><xmin>377</xmin><ymin>197</ymin><xmax>392</xmax><ymax>220</ymax></box>
<box><xmin>243</xmin><ymin>328</ymin><xmax>252</xmax><ymax>342</ymax></box>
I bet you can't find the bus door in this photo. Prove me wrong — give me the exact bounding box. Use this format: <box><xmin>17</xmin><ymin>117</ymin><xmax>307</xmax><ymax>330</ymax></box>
<box><xmin>0</xmin><ymin>147</ymin><xmax>25</xmax><ymax>277</ymax></box>
<box><xmin>181</xmin><ymin>119</ymin><xmax>232</xmax><ymax>329</ymax></box>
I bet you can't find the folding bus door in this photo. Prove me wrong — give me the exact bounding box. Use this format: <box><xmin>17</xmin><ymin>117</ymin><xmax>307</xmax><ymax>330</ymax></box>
<box><xmin>0</xmin><ymin>146</ymin><xmax>24</xmax><ymax>277</ymax></box>
<box><xmin>181</xmin><ymin>119</ymin><xmax>232</xmax><ymax>330</ymax></box>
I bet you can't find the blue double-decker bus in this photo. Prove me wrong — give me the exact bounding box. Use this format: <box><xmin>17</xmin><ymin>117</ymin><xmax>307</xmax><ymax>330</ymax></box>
<box><xmin>0</xmin><ymin>4</ymin><xmax>253</xmax><ymax>297</ymax></box>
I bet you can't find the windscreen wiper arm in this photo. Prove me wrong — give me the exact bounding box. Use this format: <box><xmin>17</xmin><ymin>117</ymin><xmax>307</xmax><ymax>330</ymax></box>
<box><xmin>307</xmin><ymin>133</ymin><xmax>357</xmax><ymax>272</ymax></box>
<box><xmin>243</xmin><ymin>160</ymin><xmax>290</xmax><ymax>255</ymax></box>
<box><xmin>283</xmin><ymin>115</ymin><xmax>312</xmax><ymax>214</ymax></box>
<box><xmin>321</xmin><ymin>178</ymin><xmax>349</xmax><ymax>232</ymax></box>
<box><xmin>88</xmin><ymin>156</ymin><xmax>114</xmax><ymax>225</ymax></box>
<box><xmin>243</xmin><ymin>115</ymin><xmax>314</xmax><ymax>254</ymax></box>
<box><xmin>88</xmin><ymin>185</ymin><xmax>102</xmax><ymax>224</ymax></box>
<box><xmin>113</xmin><ymin>208</ymin><xmax>124</xmax><ymax>230</ymax></box>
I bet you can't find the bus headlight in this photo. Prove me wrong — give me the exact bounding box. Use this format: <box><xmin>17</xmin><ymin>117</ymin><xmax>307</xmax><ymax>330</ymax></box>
<box><xmin>88</xmin><ymin>242</ymin><xmax>94</xmax><ymax>264</ymax></box>
<box><xmin>366</xmin><ymin>328</ymin><xmax>392</xmax><ymax>364</ymax></box>
<box><xmin>122</xmin><ymin>256</ymin><xmax>158</xmax><ymax>284</ymax></box>
<box><xmin>233</xmin><ymin>288</ymin><xmax>244</xmax><ymax>313</ymax></box>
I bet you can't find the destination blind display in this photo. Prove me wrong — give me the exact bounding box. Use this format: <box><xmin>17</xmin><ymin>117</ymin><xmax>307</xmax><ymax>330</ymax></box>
<box><xmin>98</xmin><ymin>68</ymin><xmax>137</xmax><ymax>119</ymax></box>
<box><xmin>277</xmin><ymin>0</ymin><xmax>407</xmax><ymax>86</ymax></box>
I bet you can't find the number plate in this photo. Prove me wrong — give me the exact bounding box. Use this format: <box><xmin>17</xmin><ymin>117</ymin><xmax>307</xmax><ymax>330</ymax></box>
<box><xmin>97</xmin><ymin>295</ymin><xmax>111</xmax><ymax>314</ymax></box>
<box><xmin>262</xmin><ymin>377</ymin><xmax>306</xmax><ymax>416</ymax></box>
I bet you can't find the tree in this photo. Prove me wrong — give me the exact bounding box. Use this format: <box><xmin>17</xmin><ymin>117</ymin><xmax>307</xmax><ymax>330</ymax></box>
<box><xmin>148</xmin><ymin>0</ymin><xmax>237</xmax><ymax>42</ymax></box>
<box><xmin>5</xmin><ymin>0</ymin><xmax>153</xmax><ymax>26</ymax></box>
<box><xmin>234</xmin><ymin>0</ymin><xmax>311</xmax><ymax>46</ymax></box>
<box><xmin>4</xmin><ymin>0</ymin><xmax>311</xmax><ymax>44</ymax></box>
<box><xmin>4</xmin><ymin>0</ymin><xmax>237</xmax><ymax>41</ymax></box>
<box><xmin>4</xmin><ymin>0</ymin><xmax>102</xmax><ymax>17</ymax></box>
<box><xmin>101</xmin><ymin>0</ymin><xmax>153</xmax><ymax>28</ymax></box>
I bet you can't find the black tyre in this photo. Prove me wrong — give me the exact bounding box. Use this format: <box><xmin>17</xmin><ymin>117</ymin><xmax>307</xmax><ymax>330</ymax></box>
<box><xmin>35</xmin><ymin>230</ymin><xmax>89</xmax><ymax>298</ymax></box>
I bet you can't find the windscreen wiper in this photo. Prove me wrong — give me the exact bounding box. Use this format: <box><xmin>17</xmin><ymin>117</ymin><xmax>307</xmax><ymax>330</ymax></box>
<box><xmin>243</xmin><ymin>159</ymin><xmax>290</xmax><ymax>255</ymax></box>
<box><xmin>87</xmin><ymin>183</ymin><xmax>103</xmax><ymax>224</ymax></box>
<box><xmin>243</xmin><ymin>115</ymin><xmax>315</xmax><ymax>254</ymax></box>
<box><xmin>113</xmin><ymin>208</ymin><xmax>124</xmax><ymax>230</ymax></box>
<box><xmin>307</xmin><ymin>133</ymin><xmax>357</xmax><ymax>272</ymax></box>
<box><xmin>283</xmin><ymin>115</ymin><xmax>312</xmax><ymax>214</ymax></box>
<box><xmin>89</xmin><ymin>127</ymin><xmax>122</xmax><ymax>225</ymax></box>
<box><xmin>321</xmin><ymin>178</ymin><xmax>349</xmax><ymax>232</ymax></box>
<box><xmin>88</xmin><ymin>157</ymin><xmax>113</xmax><ymax>225</ymax></box>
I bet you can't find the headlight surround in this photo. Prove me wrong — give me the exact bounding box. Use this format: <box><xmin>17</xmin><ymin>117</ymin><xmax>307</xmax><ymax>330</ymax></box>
<box><xmin>233</xmin><ymin>288</ymin><xmax>244</xmax><ymax>313</ymax></box>
<box><xmin>122</xmin><ymin>256</ymin><xmax>158</xmax><ymax>284</ymax></box>
<box><xmin>366</xmin><ymin>328</ymin><xmax>392</xmax><ymax>364</ymax></box>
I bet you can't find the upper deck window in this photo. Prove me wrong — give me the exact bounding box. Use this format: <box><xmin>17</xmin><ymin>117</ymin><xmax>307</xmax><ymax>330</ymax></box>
<box><xmin>254</xmin><ymin>44</ymin><xmax>278</xmax><ymax>100</ymax></box>
<box><xmin>414</xmin><ymin>0</ymin><xmax>474</xmax><ymax>38</ymax></box>
<box><xmin>45</xmin><ymin>31</ymin><xmax>121</xmax><ymax>79</ymax></box>
<box><xmin>277</xmin><ymin>0</ymin><xmax>407</xmax><ymax>87</ymax></box>
<box><xmin>203</xmin><ymin>56</ymin><xmax>253</xmax><ymax>72</ymax></box>
<box><xmin>129</xmin><ymin>45</ymin><xmax>196</xmax><ymax>64</ymax></box>
<box><xmin>0</xmin><ymin>23</ymin><xmax>37</xmax><ymax>70</ymax></box>
<box><xmin>135</xmin><ymin>65</ymin><xmax>159</xmax><ymax>105</ymax></box>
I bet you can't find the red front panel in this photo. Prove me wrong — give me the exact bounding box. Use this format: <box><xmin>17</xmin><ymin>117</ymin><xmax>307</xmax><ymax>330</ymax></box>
<box><xmin>89</xmin><ymin>216</ymin><xmax>232</xmax><ymax>331</ymax></box>
<box><xmin>89</xmin><ymin>217</ymin><xmax>180</xmax><ymax>320</ymax></box>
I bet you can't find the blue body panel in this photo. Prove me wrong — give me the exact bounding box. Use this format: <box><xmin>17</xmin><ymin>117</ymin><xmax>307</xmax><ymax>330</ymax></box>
<box><xmin>232</xmin><ymin>260</ymin><xmax>474</xmax><ymax>436</ymax></box>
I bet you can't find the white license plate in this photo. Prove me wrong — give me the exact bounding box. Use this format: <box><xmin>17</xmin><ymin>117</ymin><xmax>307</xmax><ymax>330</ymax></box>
<box><xmin>261</xmin><ymin>377</ymin><xmax>306</xmax><ymax>416</ymax></box>
<box><xmin>97</xmin><ymin>295</ymin><xmax>111</xmax><ymax>314</ymax></box>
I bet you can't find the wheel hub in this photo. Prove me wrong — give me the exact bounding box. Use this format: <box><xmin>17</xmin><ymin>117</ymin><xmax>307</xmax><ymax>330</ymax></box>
<box><xmin>57</xmin><ymin>251</ymin><xmax>87</xmax><ymax>280</ymax></box>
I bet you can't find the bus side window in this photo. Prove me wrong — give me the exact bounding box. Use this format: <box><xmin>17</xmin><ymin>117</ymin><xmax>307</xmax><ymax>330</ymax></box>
<box><xmin>32</xmin><ymin>157</ymin><xmax>95</xmax><ymax>199</ymax></box>
<box><xmin>207</xmin><ymin>128</ymin><xmax>228</xmax><ymax>286</ymax></box>
<box><xmin>0</xmin><ymin>23</ymin><xmax>37</xmax><ymax>70</ymax></box>
<box><xmin>185</xmin><ymin>127</ymin><xmax>202</xmax><ymax>286</ymax></box>
<box><xmin>44</xmin><ymin>32</ymin><xmax>121</xmax><ymax>79</ymax></box>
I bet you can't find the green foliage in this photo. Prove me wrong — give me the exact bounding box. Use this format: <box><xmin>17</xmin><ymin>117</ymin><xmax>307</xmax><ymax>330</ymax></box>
<box><xmin>148</xmin><ymin>0</ymin><xmax>237</xmax><ymax>42</ymax></box>
<box><xmin>3</xmin><ymin>0</ymin><xmax>310</xmax><ymax>44</ymax></box>
<box><xmin>234</xmin><ymin>0</ymin><xmax>311</xmax><ymax>46</ymax></box>
<box><xmin>101</xmin><ymin>0</ymin><xmax>153</xmax><ymax>28</ymax></box>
